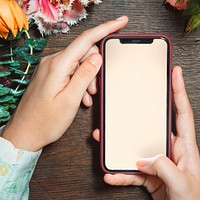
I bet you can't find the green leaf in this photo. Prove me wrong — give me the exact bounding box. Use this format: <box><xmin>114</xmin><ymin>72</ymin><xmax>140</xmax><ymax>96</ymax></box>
<box><xmin>186</xmin><ymin>13</ymin><xmax>200</xmax><ymax>33</ymax></box>
<box><xmin>0</xmin><ymin>87</ymin><xmax>10</xmax><ymax>96</ymax></box>
<box><xmin>0</xmin><ymin>95</ymin><xmax>14</xmax><ymax>103</ymax></box>
<box><xmin>25</xmin><ymin>38</ymin><xmax>47</xmax><ymax>51</ymax></box>
<box><xmin>0</xmin><ymin>84</ymin><xmax>3</xmax><ymax>88</ymax></box>
<box><xmin>12</xmin><ymin>79</ymin><xmax>29</xmax><ymax>85</ymax></box>
<box><xmin>0</xmin><ymin>60</ymin><xmax>14</xmax><ymax>65</ymax></box>
<box><xmin>10</xmin><ymin>68</ymin><xmax>27</xmax><ymax>75</ymax></box>
<box><xmin>9</xmin><ymin>61</ymin><xmax>21</xmax><ymax>67</ymax></box>
<box><xmin>8</xmin><ymin>98</ymin><xmax>17</xmax><ymax>103</ymax></box>
<box><xmin>14</xmin><ymin>45</ymin><xmax>29</xmax><ymax>55</ymax></box>
<box><xmin>3</xmin><ymin>103</ymin><xmax>9</xmax><ymax>110</ymax></box>
<box><xmin>0</xmin><ymin>60</ymin><xmax>21</xmax><ymax>67</ymax></box>
<box><xmin>0</xmin><ymin>71</ymin><xmax>11</xmax><ymax>77</ymax></box>
<box><xmin>0</xmin><ymin>115</ymin><xmax>11</xmax><ymax>122</ymax></box>
<box><xmin>183</xmin><ymin>0</ymin><xmax>200</xmax><ymax>16</ymax></box>
<box><xmin>1</xmin><ymin>53</ymin><xmax>14</xmax><ymax>58</ymax></box>
<box><xmin>16</xmin><ymin>51</ymin><xmax>39</xmax><ymax>64</ymax></box>
<box><xmin>0</xmin><ymin>106</ymin><xmax>10</xmax><ymax>118</ymax></box>
<box><xmin>10</xmin><ymin>89</ymin><xmax>25</xmax><ymax>97</ymax></box>
<box><xmin>9</xmin><ymin>104</ymin><xmax>17</xmax><ymax>109</ymax></box>
<box><xmin>6</xmin><ymin>29</ymin><xmax>25</xmax><ymax>41</ymax></box>
<box><xmin>25</xmin><ymin>38</ymin><xmax>38</xmax><ymax>47</ymax></box>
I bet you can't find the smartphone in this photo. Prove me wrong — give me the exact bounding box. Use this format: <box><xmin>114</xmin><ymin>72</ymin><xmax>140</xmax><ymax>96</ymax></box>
<box><xmin>100</xmin><ymin>34</ymin><xmax>172</xmax><ymax>174</ymax></box>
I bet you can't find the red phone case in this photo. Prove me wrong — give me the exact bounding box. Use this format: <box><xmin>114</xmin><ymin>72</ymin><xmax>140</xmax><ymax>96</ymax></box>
<box><xmin>100</xmin><ymin>34</ymin><xmax>172</xmax><ymax>174</ymax></box>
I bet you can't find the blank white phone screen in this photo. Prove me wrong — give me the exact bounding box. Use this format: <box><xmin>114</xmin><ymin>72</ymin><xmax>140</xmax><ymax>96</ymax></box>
<box><xmin>104</xmin><ymin>38</ymin><xmax>168</xmax><ymax>171</ymax></box>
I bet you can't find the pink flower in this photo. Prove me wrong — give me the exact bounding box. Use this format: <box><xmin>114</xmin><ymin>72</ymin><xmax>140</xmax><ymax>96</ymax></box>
<box><xmin>165</xmin><ymin>0</ymin><xmax>189</xmax><ymax>10</ymax></box>
<box><xmin>17</xmin><ymin>0</ymin><xmax>102</xmax><ymax>35</ymax></box>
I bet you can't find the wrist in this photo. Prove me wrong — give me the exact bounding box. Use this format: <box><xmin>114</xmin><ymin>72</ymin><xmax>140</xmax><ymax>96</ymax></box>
<box><xmin>1</xmin><ymin>123</ymin><xmax>43</xmax><ymax>152</ymax></box>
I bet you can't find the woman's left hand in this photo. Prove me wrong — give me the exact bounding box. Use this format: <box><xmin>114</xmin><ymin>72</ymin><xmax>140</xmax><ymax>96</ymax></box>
<box><xmin>2</xmin><ymin>16</ymin><xmax>129</xmax><ymax>151</ymax></box>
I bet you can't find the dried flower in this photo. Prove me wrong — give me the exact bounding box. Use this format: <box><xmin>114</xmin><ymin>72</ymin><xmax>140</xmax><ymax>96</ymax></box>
<box><xmin>17</xmin><ymin>0</ymin><xmax>102</xmax><ymax>35</ymax></box>
<box><xmin>165</xmin><ymin>0</ymin><xmax>189</xmax><ymax>10</ymax></box>
<box><xmin>0</xmin><ymin>0</ymin><xmax>28</xmax><ymax>39</ymax></box>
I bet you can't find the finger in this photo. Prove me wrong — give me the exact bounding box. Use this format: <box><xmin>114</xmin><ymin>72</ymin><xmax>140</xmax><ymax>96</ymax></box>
<box><xmin>104</xmin><ymin>173</ymin><xmax>146</xmax><ymax>186</ymax></box>
<box><xmin>79</xmin><ymin>45</ymin><xmax>99</xmax><ymax>95</ymax></box>
<box><xmin>79</xmin><ymin>45</ymin><xmax>99</xmax><ymax>63</ymax></box>
<box><xmin>92</xmin><ymin>128</ymin><xmax>100</xmax><ymax>142</ymax></box>
<box><xmin>137</xmin><ymin>155</ymin><xmax>185</xmax><ymax>191</ymax></box>
<box><xmin>56</xmin><ymin>16</ymin><xmax>128</xmax><ymax>73</ymax></box>
<box><xmin>172</xmin><ymin>66</ymin><xmax>195</xmax><ymax>140</ymax></box>
<box><xmin>104</xmin><ymin>172</ymin><xmax>164</xmax><ymax>196</ymax></box>
<box><xmin>87</xmin><ymin>77</ymin><xmax>97</xmax><ymax>95</ymax></box>
<box><xmin>63</xmin><ymin>53</ymin><xmax>102</xmax><ymax>104</ymax></box>
<box><xmin>82</xmin><ymin>91</ymin><xmax>93</xmax><ymax>107</ymax></box>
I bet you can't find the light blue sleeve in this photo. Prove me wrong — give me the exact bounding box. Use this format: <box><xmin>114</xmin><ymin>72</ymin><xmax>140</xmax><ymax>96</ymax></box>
<box><xmin>0</xmin><ymin>137</ymin><xmax>42</xmax><ymax>200</ymax></box>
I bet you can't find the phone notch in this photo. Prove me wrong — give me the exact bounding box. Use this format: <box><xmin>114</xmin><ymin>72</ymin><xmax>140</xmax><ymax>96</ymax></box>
<box><xmin>119</xmin><ymin>38</ymin><xmax>154</xmax><ymax>44</ymax></box>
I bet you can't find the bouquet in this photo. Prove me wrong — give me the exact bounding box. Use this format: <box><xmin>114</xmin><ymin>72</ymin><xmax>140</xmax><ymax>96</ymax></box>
<box><xmin>17</xmin><ymin>0</ymin><xmax>102</xmax><ymax>35</ymax></box>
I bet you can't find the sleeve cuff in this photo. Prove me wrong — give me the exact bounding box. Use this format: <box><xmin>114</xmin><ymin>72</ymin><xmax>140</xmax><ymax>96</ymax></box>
<box><xmin>0</xmin><ymin>136</ymin><xmax>42</xmax><ymax>199</ymax></box>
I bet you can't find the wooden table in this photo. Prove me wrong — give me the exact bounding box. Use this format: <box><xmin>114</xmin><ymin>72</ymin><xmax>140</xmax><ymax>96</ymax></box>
<box><xmin>30</xmin><ymin>1</ymin><xmax>200</xmax><ymax>199</ymax></box>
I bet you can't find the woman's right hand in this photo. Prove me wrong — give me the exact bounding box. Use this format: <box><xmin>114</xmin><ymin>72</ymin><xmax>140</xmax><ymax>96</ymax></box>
<box><xmin>93</xmin><ymin>66</ymin><xmax>200</xmax><ymax>200</ymax></box>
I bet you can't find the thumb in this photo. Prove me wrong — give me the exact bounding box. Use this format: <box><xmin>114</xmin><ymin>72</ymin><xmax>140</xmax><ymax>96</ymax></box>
<box><xmin>137</xmin><ymin>155</ymin><xmax>185</xmax><ymax>189</ymax></box>
<box><xmin>64</xmin><ymin>53</ymin><xmax>102</xmax><ymax>102</ymax></box>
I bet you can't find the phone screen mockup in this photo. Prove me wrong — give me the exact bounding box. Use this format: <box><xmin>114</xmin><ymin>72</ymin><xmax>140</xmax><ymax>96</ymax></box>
<box><xmin>100</xmin><ymin>35</ymin><xmax>171</xmax><ymax>173</ymax></box>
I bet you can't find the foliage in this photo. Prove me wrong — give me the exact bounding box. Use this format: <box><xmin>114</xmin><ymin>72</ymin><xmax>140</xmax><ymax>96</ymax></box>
<box><xmin>0</xmin><ymin>29</ymin><xmax>47</xmax><ymax>125</ymax></box>
<box><xmin>183</xmin><ymin>0</ymin><xmax>200</xmax><ymax>32</ymax></box>
<box><xmin>165</xmin><ymin>0</ymin><xmax>200</xmax><ymax>33</ymax></box>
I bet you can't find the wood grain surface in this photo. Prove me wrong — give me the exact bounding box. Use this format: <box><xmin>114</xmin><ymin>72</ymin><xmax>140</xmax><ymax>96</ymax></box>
<box><xmin>29</xmin><ymin>1</ymin><xmax>200</xmax><ymax>199</ymax></box>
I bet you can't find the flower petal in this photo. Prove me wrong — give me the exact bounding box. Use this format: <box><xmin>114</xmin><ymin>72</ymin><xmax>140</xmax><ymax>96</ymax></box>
<box><xmin>0</xmin><ymin>30</ymin><xmax>9</xmax><ymax>39</ymax></box>
<box><xmin>0</xmin><ymin>18</ymin><xmax>9</xmax><ymax>33</ymax></box>
<box><xmin>8</xmin><ymin>0</ymin><xmax>28</xmax><ymax>31</ymax></box>
<box><xmin>40</xmin><ymin>0</ymin><xmax>59</xmax><ymax>21</ymax></box>
<box><xmin>0</xmin><ymin>0</ymin><xmax>15</xmax><ymax>32</ymax></box>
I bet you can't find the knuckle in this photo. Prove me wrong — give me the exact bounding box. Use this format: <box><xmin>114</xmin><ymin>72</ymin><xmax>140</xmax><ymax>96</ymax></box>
<box><xmin>39</xmin><ymin>55</ymin><xmax>50</xmax><ymax>66</ymax></box>
<box><xmin>35</xmin><ymin>55</ymin><xmax>59</xmax><ymax>79</ymax></box>
<box><xmin>39</xmin><ymin>55</ymin><xmax>53</xmax><ymax>70</ymax></box>
<box><xmin>153</xmin><ymin>154</ymin><xmax>166</xmax><ymax>168</ymax></box>
<box><xmin>41</xmin><ymin>54</ymin><xmax>54</xmax><ymax>63</ymax></box>
<box><xmin>80</xmin><ymin>29</ymin><xmax>94</xmax><ymax>44</ymax></box>
<box><xmin>45</xmin><ymin>55</ymin><xmax>60</xmax><ymax>73</ymax></box>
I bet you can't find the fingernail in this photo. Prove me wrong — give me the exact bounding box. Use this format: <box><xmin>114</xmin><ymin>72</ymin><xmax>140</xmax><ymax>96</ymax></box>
<box><xmin>136</xmin><ymin>155</ymin><xmax>159</xmax><ymax>168</ymax></box>
<box><xmin>87</xmin><ymin>94</ymin><xmax>92</xmax><ymax>106</ymax></box>
<box><xmin>115</xmin><ymin>16</ymin><xmax>127</xmax><ymax>21</ymax></box>
<box><xmin>89</xmin><ymin>54</ymin><xmax>102</xmax><ymax>67</ymax></box>
<box><xmin>137</xmin><ymin>154</ymin><xmax>164</xmax><ymax>168</ymax></box>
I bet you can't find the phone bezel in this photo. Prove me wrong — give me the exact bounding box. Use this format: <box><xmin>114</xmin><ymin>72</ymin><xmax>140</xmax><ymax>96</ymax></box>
<box><xmin>100</xmin><ymin>34</ymin><xmax>172</xmax><ymax>174</ymax></box>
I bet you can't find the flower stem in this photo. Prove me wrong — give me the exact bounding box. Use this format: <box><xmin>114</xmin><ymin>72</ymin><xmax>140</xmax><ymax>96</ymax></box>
<box><xmin>24</xmin><ymin>29</ymin><xmax>30</xmax><ymax>39</ymax></box>
<box><xmin>10</xmin><ymin>41</ymin><xmax>13</xmax><ymax>62</ymax></box>
<box><xmin>15</xmin><ymin>30</ymin><xmax>33</xmax><ymax>92</ymax></box>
